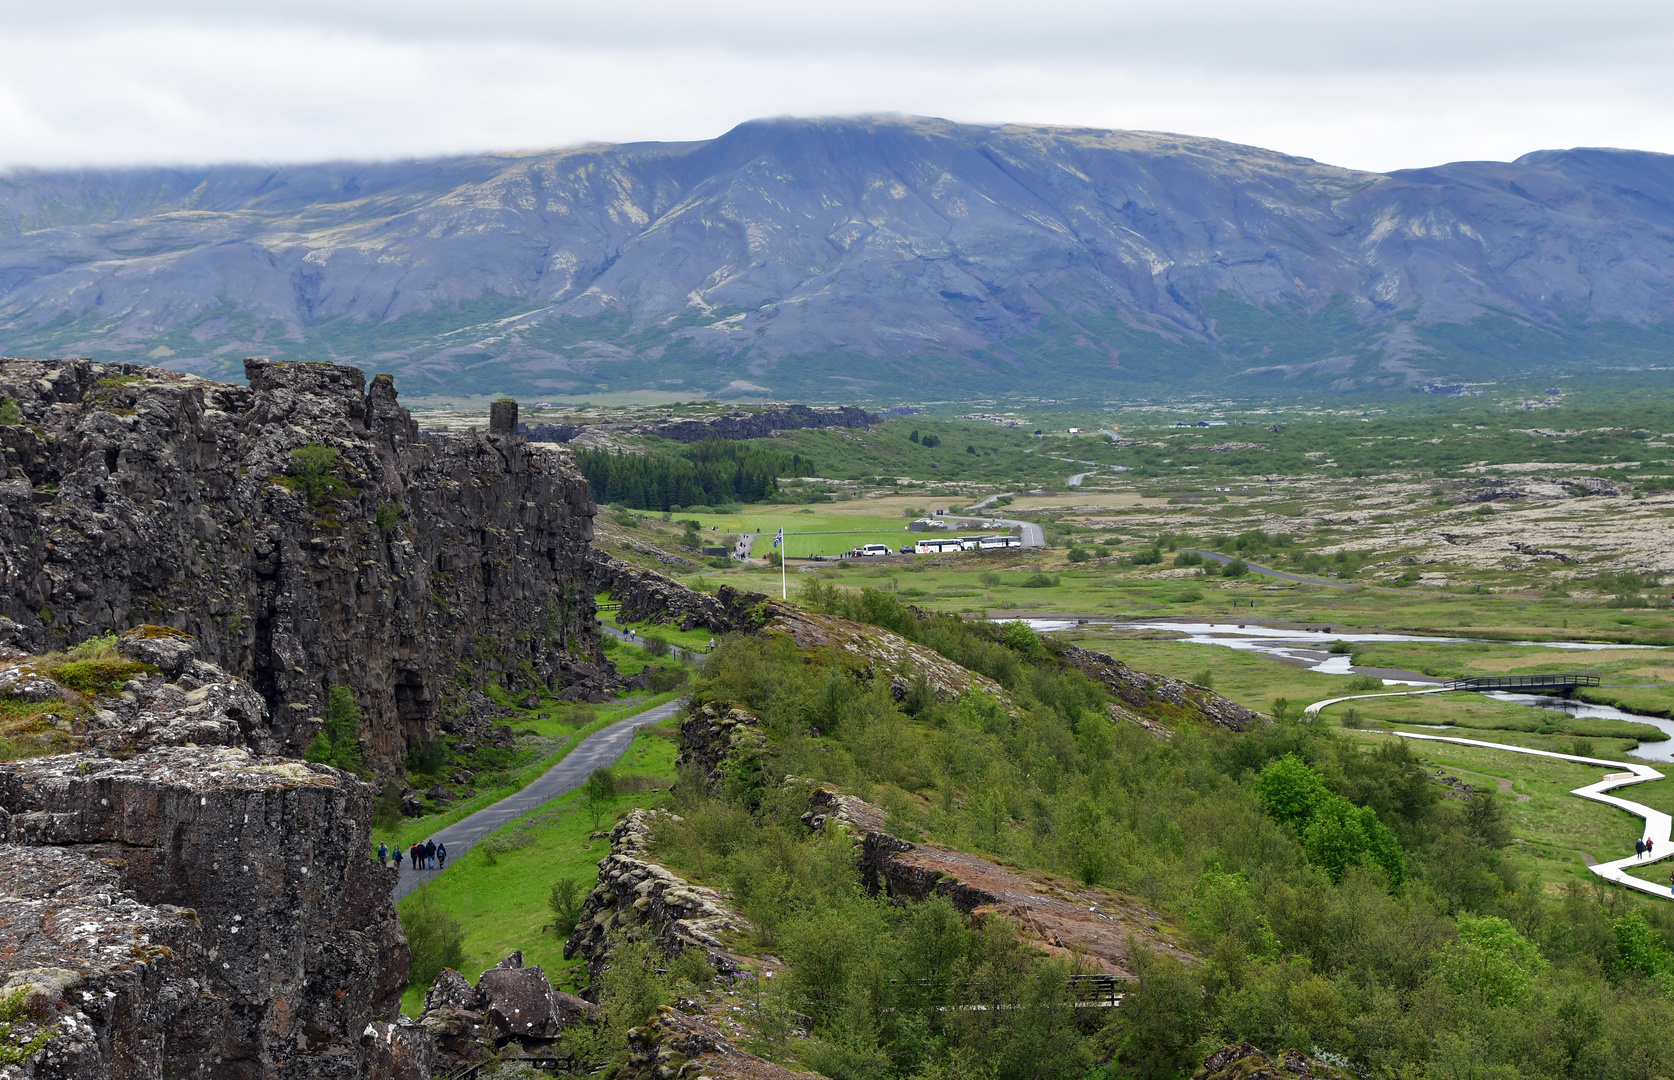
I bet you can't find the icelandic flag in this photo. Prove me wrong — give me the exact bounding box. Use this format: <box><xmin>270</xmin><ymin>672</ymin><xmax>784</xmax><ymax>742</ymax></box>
<box><xmin>773</xmin><ymin>529</ymin><xmax>783</xmax><ymax>548</ymax></box>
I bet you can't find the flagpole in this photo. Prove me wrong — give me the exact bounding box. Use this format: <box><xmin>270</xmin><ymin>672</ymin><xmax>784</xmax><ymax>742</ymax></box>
<box><xmin>781</xmin><ymin>535</ymin><xmax>787</xmax><ymax>599</ymax></box>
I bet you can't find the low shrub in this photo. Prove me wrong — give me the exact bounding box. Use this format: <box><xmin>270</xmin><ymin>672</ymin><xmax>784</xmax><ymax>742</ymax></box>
<box><xmin>401</xmin><ymin>896</ymin><xmax>466</xmax><ymax>988</ymax></box>
<box><xmin>548</xmin><ymin>877</ymin><xmax>586</xmax><ymax>937</ymax></box>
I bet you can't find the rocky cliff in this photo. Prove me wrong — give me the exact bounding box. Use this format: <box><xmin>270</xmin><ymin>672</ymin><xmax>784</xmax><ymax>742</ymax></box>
<box><xmin>0</xmin><ymin>358</ymin><xmax>606</xmax><ymax>770</ymax></box>
<box><xmin>0</xmin><ymin>632</ymin><xmax>409</xmax><ymax>1079</ymax></box>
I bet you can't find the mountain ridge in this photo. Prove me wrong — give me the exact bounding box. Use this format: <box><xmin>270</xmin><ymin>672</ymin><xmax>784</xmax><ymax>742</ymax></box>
<box><xmin>3</xmin><ymin>115</ymin><xmax>1672</xmax><ymax>400</ymax></box>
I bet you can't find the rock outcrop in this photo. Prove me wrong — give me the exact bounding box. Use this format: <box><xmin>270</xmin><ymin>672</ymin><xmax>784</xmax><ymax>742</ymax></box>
<box><xmin>620</xmin><ymin>1007</ymin><xmax>806</xmax><ymax>1080</ymax></box>
<box><xmin>0</xmin><ymin>358</ymin><xmax>608</xmax><ymax>770</ymax></box>
<box><xmin>564</xmin><ymin>810</ymin><xmax>751</xmax><ymax>985</ymax></box>
<box><xmin>523</xmin><ymin>404</ymin><xmax>875</xmax><ymax>446</ymax></box>
<box><xmin>0</xmin><ymin>636</ymin><xmax>412</xmax><ymax>1079</ymax></box>
<box><xmin>804</xmin><ymin>788</ymin><xmax>1192</xmax><ymax>975</ymax></box>
<box><xmin>590</xmin><ymin>552</ymin><xmax>761</xmax><ymax>633</ymax></box>
<box><xmin>763</xmin><ymin>605</ymin><xmax>1019</xmax><ymax>710</ymax></box>
<box><xmin>1194</xmin><ymin>1043</ymin><xmax>1354</xmax><ymax>1080</ymax></box>
<box><xmin>634</xmin><ymin>404</ymin><xmax>877</xmax><ymax>443</ymax></box>
<box><xmin>676</xmin><ymin>703</ymin><xmax>765</xmax><ymax>792</ymax></box>
<box><xmin>414</xmin><ymin>953</ymin><xmax>598</xmax><ymax>1073</ymax></box>
<box><xmin>0</xmin><ymin>845</ymin><xmax>212</xmax><ymax>1078</ymax></box>
<box><xmin>1057</xmin><ymin>644</ymin><xmax>1263</xmax><ymax>731</ymax></box>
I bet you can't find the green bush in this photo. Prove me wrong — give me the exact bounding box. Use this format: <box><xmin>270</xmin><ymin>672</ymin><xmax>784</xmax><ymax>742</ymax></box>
<box><xmin>1222</xmin><ymin>557</ymin><xmax>1249</xmax><ymax>577</ymax></box>
<box><xmin>401</xmin><ymin>896</ymin><xmax>466</xmax><ymax>989</ymax></box>
<box><xmin>0</xmin><ymin>987</ymin><xmax>53</xmax><ymax>1065</ymax></box>
<box><xmin>647</xmin><ymin>665</ymin><xmax>689</xmax><ymax>693</ymax></box>
<box><xmin>304</xmin><ymin>685</ymin><xmax>365</xmax><ymax>774</ymax></box>
<box><xmin>642</xmin><ymin>634</ymin><xmax>671</xmax><ymax>657</ymax></box>
<box><xmin>0</xmin><ymin>398</ymin><xmax>20</xmax><ymax>426</ymax></box>
<box><xmin>1066</xmin><ymin>546</ymin><xmax>1091</xmax><ymax>563</ymax></box>
<box><xmin>289</xmin><ymin>442</ymin><xmax>347</xmax><ymax>503</ymax></box>
<box><xmin>1174</xmin><ymin>550</ymin><xmax>1204</xmax><ymax>567</ymax></box>
<box><xmin>1131</xmin><ymin>546</ymin><xmax>1162</xmax><ymax>565</ymax></box>
<box><xmin>548</xmin><ymin>877</ymin><xmax>586</xmax><ymax>937</ymax></box>
<box><xmin>584</xmin><ymin>767</ymin><xmax>618</xmax><ymax>829</ymax></box>
<box><xmin>979</xmin><ymin>572</ymin><xmax>1001</xmax><ymax>587</ymax></box>
<box><xmin>1020</xmin><ymin>573</ymin><xmax>1058</xmax><ymax>588</ymax></box>
<box><xmin>375</xmin><ymin>501</ymin><xmax>402</xmax><ymax>534</ymax></box>
<box><xmin>1257</xmin><ymin>754</ymin><xmax>1404</xmax><ymax>885</ymax></box>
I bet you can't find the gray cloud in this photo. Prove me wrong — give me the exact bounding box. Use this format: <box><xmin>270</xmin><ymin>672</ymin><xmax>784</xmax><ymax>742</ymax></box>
<box><xmin>0</xmin><ymin>0</ymin><xmax>1668</xmax><ymax>171</ymax></box>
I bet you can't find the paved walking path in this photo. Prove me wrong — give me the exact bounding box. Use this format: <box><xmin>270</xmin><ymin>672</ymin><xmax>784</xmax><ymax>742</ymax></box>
<box><xmin>1304</xmin><ymin>686</ymin><xmax>1454</xmax><ymax>717</ymax></box>
<box><xmin>1179</xmin><ymin>549</ymin><xmax>1356</xmax><ymax>589</ymax></box>
<box><xmin>392</xmin><ymin>697</ymin><xmax>685</xmax><ymax>900</ymax></box>
<box><xmin>1393</xmin><ymin>732</ymin><xmax>1673</xmax><ymax>899</ymax></box>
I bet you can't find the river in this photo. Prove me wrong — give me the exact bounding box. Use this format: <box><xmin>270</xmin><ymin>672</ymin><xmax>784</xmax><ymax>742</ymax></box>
<box><xmin>1005</xmin><ymin>618</ymin><xmax>1674</xmax><ymax>759</ymax></box>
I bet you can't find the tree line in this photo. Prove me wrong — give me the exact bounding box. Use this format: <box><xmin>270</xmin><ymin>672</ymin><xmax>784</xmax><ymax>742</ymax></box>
<box><xmin>575</xmin><ymin>438</ymin><xmax>814</xmax><ymax>511</ymax></box>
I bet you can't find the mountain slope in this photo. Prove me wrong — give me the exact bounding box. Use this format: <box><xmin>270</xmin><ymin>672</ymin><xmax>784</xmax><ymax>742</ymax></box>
<box><xmin>3</xmin><ymin>116</ymin><xmax>1673</xmax><ymax>400</ymax></box>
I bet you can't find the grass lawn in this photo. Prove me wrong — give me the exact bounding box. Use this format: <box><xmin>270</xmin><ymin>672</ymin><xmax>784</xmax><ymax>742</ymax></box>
<box><xmin>396</xmin><ymin>720</ymin><xmax>681</xmax><ymax>1014</ymax></box>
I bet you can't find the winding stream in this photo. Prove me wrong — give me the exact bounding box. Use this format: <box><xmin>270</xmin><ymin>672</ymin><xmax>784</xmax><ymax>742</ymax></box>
<box><xmin>1007</xmin><ymin>618</ymin><xmax>1674</xmax><ymax>759</ymax></box>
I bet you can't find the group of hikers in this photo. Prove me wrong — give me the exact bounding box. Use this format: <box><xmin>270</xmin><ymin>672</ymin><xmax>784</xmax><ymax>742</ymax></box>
<box><xmin>376</xmin><ymin>839</ymin><xmax>446</xmax><ymax>871</ymax></box>
<box><xmin>1637</xmin><ymin>837</ymin><xmax>1657</xmax><ymax>860</ymax></box>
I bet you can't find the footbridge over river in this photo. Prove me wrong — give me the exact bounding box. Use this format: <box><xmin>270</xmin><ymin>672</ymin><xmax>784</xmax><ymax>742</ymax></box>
<box><xmin>1445</xmin><ymin>674</ymin><xmax>1601</xmax><ymax>693</ymax></box>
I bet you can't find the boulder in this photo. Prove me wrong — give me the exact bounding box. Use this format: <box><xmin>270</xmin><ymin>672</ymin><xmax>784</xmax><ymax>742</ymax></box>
<box><xmin>116</xmin><ymin>625</ymin><xmax>197</xmax><ymax>677</ymax></box>
<box><xmin>422</xmin><ymin>968</ymin><xmax>483</xmax><ymax>1013</ymax></box>
<box><xmin>361</xmin><ymin>1018</ymin><xmax>437</xmax><ymax>1080</ymax></box>
<box><xmin>477</xmin><ymin>952</ymin><xmax>562</xmax><ymax>1039</ymax></box>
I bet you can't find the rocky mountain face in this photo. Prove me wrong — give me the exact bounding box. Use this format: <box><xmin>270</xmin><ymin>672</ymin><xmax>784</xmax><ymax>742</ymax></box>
<box><xmin>4</xmin><ymin>117</ymin><xmax>1674</xmax><ymax>400</ymax></box>
<box><xmin>0</xmin><ymin>357</ymin><xmax>606</xmax><ymax>771</ymax></box>
<box><xmin>0</xmin><ymin>626</ymin><xmax>409</xmax><ymax>1079</ymax></box>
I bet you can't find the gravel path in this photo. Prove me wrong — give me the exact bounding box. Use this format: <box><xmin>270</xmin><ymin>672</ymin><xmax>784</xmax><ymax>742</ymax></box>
<box><xmin>392</xmin><ymin>697</ymin><xmax>685</xmax><ymax>900</ymax></box>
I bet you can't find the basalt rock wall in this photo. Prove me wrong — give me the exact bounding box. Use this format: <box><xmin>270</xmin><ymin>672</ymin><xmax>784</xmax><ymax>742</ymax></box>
<box><xmin>0</xmin><ymin>640</ymin><xmax>411</xmax><ymax>1079</ymax></box>
<box><xmin>0</xmin><ymin>358</ymin><xmax>605</xmax><ymax>769</ymax></box>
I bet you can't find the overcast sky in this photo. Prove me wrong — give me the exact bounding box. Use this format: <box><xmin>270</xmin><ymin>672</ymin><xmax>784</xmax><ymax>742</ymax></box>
<box><xmin>1</xmin><ymin>0</ymin><xmax>1669</xmax><ymax>174</ymax></box>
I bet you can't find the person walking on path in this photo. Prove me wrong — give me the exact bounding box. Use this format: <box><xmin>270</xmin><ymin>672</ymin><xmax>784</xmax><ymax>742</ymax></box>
<box><xmin>424</xmin><ymin>839</ymin><xmax>437</xmax><ymax>869</ymax></box>
<box><xmin>410</xmin><ymin>842</ymin><xmax>422</xmax><ymax>869</ymax></box>
<box><xmin>1650</xmin><ymin>839</ymin><xmax>1657</xmax><ymax>857</ymax></box>
<box><xmin>1637</xmin><ymin>838</ymin><xmax>1647</xmax><ymax>860</ymax></box>
<box><xmin>392</xmin><ymin>847</ymin><xmax>402</xmax><ymax>870</ymax></box>
<box><xmin>436</xmin><ymin>843</ymin><xmax>447</xmax><ymax>870</ymax></box>
<box><xmin>377</xmin><ymin>842</ymin><xmax>388</xmax><ymax>866</ymax></box>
